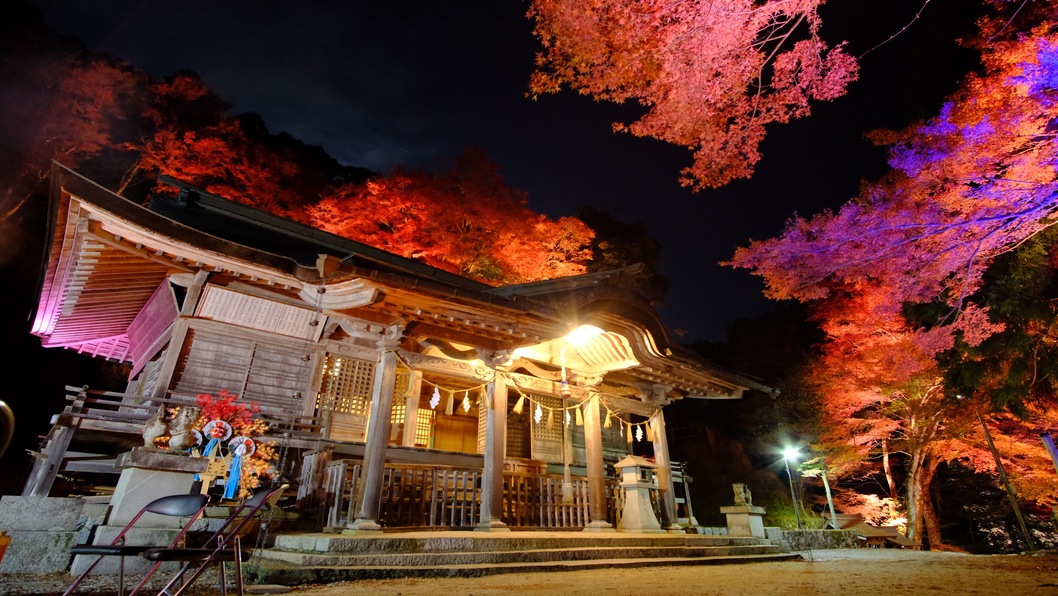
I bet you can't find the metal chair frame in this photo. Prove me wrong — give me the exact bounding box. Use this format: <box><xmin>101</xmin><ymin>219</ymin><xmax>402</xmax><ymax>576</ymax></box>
<box><xmin>136</xmin><ymin>483</ymin><xmax>288</xmax><ymax>596</ymax></box>
<box><xmin>64</xmin><ymin>493</ymin><xmax>210</xmax><ymax>596</ymax></box>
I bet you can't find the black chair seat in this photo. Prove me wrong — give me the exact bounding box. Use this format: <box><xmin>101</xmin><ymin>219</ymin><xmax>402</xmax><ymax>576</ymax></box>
<box><xmin>63</xmin><ymin>492</ymin><xmax>209</xmax><ymax>596</ymax></box>
<box><xmin>141</xmin><ymin>484</ymin><xmax>288</xmax><ymax>596</ymax></box>
<box><xmin>69</xmin><ymin>544</ymin><xmax>155</xmax><ymax>557</ymax></box>
<box><xmin>142</xmin><ymin>547</ymin><xmax>250</xmax><ymax>563</ymax></box>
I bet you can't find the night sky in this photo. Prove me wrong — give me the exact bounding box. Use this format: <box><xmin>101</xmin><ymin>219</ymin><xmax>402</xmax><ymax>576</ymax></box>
<box><xmin>20</xmin><ymin>0</ymin><xmax>981</xmax><ymax>343</ymax></box>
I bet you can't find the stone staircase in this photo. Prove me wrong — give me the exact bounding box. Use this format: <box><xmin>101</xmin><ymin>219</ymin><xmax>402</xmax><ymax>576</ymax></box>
<box><xmin>247</xmin><ymin>531</ymin><xmax>800</xmax><ymax>585</ymax></box>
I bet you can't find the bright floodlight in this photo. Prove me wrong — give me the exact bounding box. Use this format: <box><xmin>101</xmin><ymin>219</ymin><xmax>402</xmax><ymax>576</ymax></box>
<box><xmin>782</xmin><ymin>447</ymin><xmax>800</xmax><ymax>461</ymax></box>
<box><xmin>565</xmin><ymin>324</ymin><xmax>604</xmax><ymax>347</ymax></box>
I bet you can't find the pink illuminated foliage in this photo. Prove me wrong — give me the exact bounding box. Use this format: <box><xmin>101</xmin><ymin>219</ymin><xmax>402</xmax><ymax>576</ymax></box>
<box><xmin>729</xmin><ymin>6</ymin><xmax>1058</xmax><ymax>353</ymax></box>
<box><xmin>528</xmin><ymin>0</ymin><xmax>858</xmax><ymax>189</ymax></box>
<box><xmin>733</xmin><ymin>2</ymin><xmax>1058</xmax><ymax>547</ymax></box>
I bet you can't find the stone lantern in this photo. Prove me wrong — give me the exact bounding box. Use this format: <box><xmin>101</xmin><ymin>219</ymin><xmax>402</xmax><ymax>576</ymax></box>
<box><xmin>614</xmin><ymin>455</ymin><xmax>665</xmax><ymax>533</ymax></box>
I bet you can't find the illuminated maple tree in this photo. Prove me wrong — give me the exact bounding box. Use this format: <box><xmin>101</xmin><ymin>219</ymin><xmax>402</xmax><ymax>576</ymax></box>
<box><xmin>728</xmin><ymin>1</ymin><xmax>1058</xmax><ymax>354</ymax></box>
<box><xmin>800</xmin><ymin>282</ymin><xmax>977</xmax><ymax>546</ymax></box>
<box><xmin>527</xmin><ymin>0</ymin><xmax>858</xmax><ymax>189</ymax></box>
<box><xmin>309</xmin><ymin>148</ymin><xmax>594</xmax><ymax>284</ymax></box>
<box><xmin>0</xmin><ymin>48</ymin><xmax>144</xmax><ymax>221</ymax></box>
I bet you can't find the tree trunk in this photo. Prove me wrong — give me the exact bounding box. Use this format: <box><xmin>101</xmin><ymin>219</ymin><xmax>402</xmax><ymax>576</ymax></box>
<box><xmin>882</xmin><ymin>438</ymin><xmax>898</xmax><ymax>517</ymax></box>
<box><xmin>918</xmin><ymin>456</ymin><xmax>943</xmax><ymax>550</ymax></box>
<box><xmin>905</xmin><ymin>449</ymin><xmax>924</xmax><ymax>542</ymax></box>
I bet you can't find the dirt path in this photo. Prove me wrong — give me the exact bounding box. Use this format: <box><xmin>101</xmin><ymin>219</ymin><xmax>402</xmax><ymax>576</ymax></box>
<box><xmin>288</xmin><ymin>549</ymin><xmax>1058</xmax><ymax>596</ymax></box>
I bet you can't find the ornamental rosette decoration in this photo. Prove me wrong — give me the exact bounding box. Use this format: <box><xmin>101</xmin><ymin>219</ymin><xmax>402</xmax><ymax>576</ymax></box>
<box><xmin>158</xmin><ymin>389</ymin><xmax>278</xmax><ymax>499</ymax></box>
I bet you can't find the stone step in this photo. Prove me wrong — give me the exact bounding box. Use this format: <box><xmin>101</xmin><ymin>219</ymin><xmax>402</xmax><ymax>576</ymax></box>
<box><xmin>271</xmin><ymin>532</ymin><xmax>766</xmax><ymax>554</ymax></box>
<box><xmin>249</xmin><ymin>552</ymin><xmax>802</xmax><ymax>585</ymax></box>
<box><xmin>245</xmin><ymin>531</ymin><xmax>792</xmax><ymax>586</ymax></box>
<box><xmin>255</xmin><ymin>542</ymin><xmax>782</xmax><ymax>567</ymax></box>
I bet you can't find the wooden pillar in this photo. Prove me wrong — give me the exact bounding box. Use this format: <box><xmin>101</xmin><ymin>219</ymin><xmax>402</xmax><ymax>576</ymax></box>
<box><xmin>476</xmin><ymin>371</ymin><xmax>510</xmax><ymax>531</ymax></box>
<box><xmin>346</xmin><ymin>324</ymin><xmax>404</xmax><ymax>533</ymax></box>
<box><xmin>651</xmin><ymin>411</ymin><xmax>681</xmax><ymax>531</ymax></box>
<box><xmin>401</xmin><ymin>371</ymin><xmax>423</xmax><ymax>447</ymax></box>
<box><xmin>582</xmin><ymin>392</ymin><xmax>614</xmax><ymax>531</ymax></box>
<box><xmin>22</xmin><ymin>386</ymin><xmax>88</xmax><ymax>497</ymax></box>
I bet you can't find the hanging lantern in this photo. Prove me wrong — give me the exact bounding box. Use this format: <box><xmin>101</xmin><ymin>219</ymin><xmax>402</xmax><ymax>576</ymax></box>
<box><xmin>513</xmin><ymin>393</ymin><xmax>525</xmax><ymax>415</ymax></box>
<box><xmin>430</xmin><ymin>387</ymin><xmax>441</xmax><ymax>409</ymax></box>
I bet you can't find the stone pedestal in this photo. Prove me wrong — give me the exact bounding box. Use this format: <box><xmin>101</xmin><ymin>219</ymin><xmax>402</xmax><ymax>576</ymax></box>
<box><xmin>720</xmin><ymin>505</ymin><xmax>767</xmax><ymax>538</ymax></box>
<box><xmin>614</xmin><ymin>455</ymin><xmax>666</xmax><ymax>534</ymax></box>
<box><xmin>0</xmin><ymin>496</ymin><xmax>84</xmax><ymax>573</ymax></box>
<box><xmin>71</xmin><ymin>448</ymin><xmax>207</xmax><ymax>576</ymax></box>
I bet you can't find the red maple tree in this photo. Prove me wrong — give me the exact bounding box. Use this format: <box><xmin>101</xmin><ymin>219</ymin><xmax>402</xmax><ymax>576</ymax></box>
<box><xmin>0</xmin><ymin>49</ymin><xmax>144</xmax><ymax>220</ymax></box>
<box><xmin>309</xmin><ymin>149</ymin><xmax>594</xmax><ymax>284</ymax></box>
<box><xmin>527</xmin><ymin>0</ymin><xmax>858</xmax><ymax>189</ymax></box>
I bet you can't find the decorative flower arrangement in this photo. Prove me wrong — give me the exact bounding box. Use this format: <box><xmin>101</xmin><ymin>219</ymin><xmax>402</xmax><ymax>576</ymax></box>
<box><xmin>160</xmin><ymin>389</ymin><xmax>278</xmax><ymax>499</ymax></box>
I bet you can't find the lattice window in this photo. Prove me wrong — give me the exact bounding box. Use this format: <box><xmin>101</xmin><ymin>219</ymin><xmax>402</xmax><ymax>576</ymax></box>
<box><xmin>530</xmin><ymin>394</ymin><xmax>564</xmax><ymax>463</ymax></box>
<box><xmin>390</xmin><ymin>401</ymin><xmax>406</xmax><ymax>424</ymax></box>
<box><xmin>317</xmin><ymin>355</ymin><xmax>375</xmax><ymax>415</ymax></box>
<box><xmin>415</xmin><ymin>408</ymin><xmax>434</xmax><ymax>447</ymax></box>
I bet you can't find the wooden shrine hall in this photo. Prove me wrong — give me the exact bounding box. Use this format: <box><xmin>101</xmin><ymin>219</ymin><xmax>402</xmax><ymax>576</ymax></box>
<box><xmin>23</xmin><ymin>163</ymin><xmax>773</xmax><ymax>533</ymax></box>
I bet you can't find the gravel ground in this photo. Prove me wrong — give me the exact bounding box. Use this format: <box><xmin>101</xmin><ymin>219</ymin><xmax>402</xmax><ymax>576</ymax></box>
<box><xmin>4</xmin><ymin>549</ymin><xmax>1056</xmax><ymax>596</ymax></box>
<box><xmin>288</xmin><ymin>549</ymin><xmax>1058</xmax><ymax>596</ymax></box>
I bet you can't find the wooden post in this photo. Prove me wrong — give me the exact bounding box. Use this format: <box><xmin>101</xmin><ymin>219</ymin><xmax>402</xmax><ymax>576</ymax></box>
<box><xmin>402</xmin><ymin>372</ymin><xmax>423</xmax><ymax>447</ymax></box>
<box><xmin>978</xmin><ymin>411</ymin><xmax>1036</xmax><ymax>552</ymax></box>
<box><xmin>582</xmin><ymin>393</ymin><xmax>613</xmax><ymax>531</ymax></box>
<box><xmin>22</xmin><ymin>386</ymin><xmax>87</xmax><ymax>497</ymax></box>
<box><xmin>476</xmin><ymin>364</ymin><xmax>510</xmax><ymax>531</ymax></box>
<box><xmin>346</xmin><ymin>325</ymin><xmax>403</xmax><ymax>533</ymax></box>
<box><xmin>650</xmin><ymin>411</ymin><xmax>680</xmax><ymax>531</ymax></box>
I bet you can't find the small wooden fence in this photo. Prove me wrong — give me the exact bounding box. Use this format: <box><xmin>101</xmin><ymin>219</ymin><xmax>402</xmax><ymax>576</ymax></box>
<box><xmin>315</xmin><ymin>459</ymin><xmax>659</xmax><ymax>531</ymax></box>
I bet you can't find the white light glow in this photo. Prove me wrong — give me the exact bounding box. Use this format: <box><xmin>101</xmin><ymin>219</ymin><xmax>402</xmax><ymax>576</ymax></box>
<box><xmin>564</xmin><ymin>324</ymin><xmax>604</xmax><ymax>347</ymax></box>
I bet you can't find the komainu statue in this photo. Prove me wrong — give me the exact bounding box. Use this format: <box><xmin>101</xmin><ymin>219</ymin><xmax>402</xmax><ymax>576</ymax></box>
<box><xmin>732</xmin><ymin>483</ymin><xmax>753</xmax><ymax>506</ymax></box>
<box><xmin>141</xmin><ymin>408</ymin><xmax>169</xmax><ymax>449</ymax></box>
<box><xmin>168</xmin><ymin>405</ymin><xmax>202</xmax><ymax>452</ymax></box>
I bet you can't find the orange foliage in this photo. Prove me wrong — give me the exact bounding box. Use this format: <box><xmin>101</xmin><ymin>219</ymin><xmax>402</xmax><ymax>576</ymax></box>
<box><xmin>310</xmin><ymin>149</ymin><xmax>594</xmax><ymax>284</ymax></box>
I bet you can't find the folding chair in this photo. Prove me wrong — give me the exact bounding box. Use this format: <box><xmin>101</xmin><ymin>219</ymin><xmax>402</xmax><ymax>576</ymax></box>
<box><xmin>64</xmin><ymin>493</ymin><xmax>210</xmax><ymax>596</ymax></box>
<box><xmin>137</xmin><ymin>483</ymin><xmax>288</xmax><ymax>596</ymax></box>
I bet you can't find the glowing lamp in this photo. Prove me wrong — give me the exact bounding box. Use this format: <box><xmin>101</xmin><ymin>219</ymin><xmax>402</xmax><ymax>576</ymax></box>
<box><xmin>564</xmin><ymin>324</ymin><xmax>604</xmax><ymax>347</ymax></box>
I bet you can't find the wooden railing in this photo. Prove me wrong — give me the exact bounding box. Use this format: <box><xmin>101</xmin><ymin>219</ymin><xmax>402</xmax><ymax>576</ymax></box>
<box><xmin>55</xmin><ymin>385</ymin><xmax>322</xmax><ymax>438</ymax></box>
<box><xmin>316</xmin><ymin>459</ymin><xmax>662</xmax><ymax>531</ymax></box>
<box><xmin>22</xmin><ymin>385</ymin><xmax>322</xmax><ymax>497</ymax></box>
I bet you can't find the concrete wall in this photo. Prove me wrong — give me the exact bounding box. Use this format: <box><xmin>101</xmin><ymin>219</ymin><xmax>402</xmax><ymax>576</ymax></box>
<box><xmin>0</xmin><ymin>496</ymin><xmax>87</xmax><ymax>574</ymax></box>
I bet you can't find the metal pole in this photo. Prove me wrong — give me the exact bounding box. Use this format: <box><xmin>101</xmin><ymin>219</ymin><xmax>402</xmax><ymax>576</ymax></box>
<box><xmin>784</xmin><ymin>457</ymin><xmax>803</xmax><ymax>530</ymax></box>
<box><xmin>978</xmin><ymin>412</ymin><xmax>1035</xmax><ymax>552</ymax></box>
<box><xmin>1041</xmin><ymin>433</ymin><xmax>1058</xmax><ymax>476</ymax></box>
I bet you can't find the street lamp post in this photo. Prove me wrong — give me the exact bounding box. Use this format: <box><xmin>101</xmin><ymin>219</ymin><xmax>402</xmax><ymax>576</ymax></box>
<box><xmin>783</xmin><ymin>448</ymin><xmax>803</xmax><ymax>530</ymax></box>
